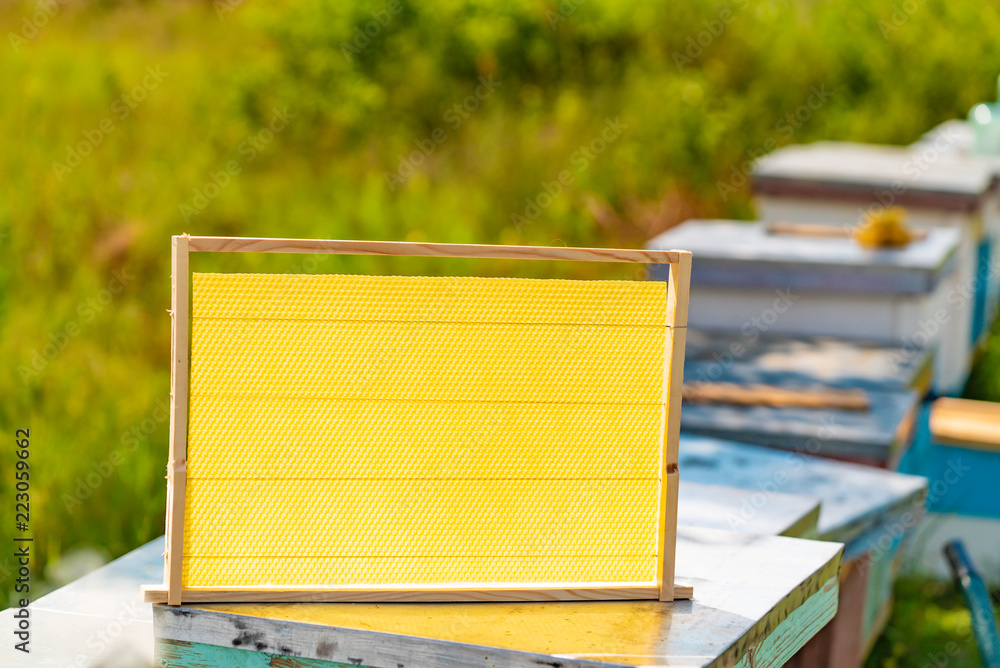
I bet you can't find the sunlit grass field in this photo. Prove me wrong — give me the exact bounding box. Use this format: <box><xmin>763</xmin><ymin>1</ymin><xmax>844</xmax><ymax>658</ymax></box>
<box><xmin>3</xmin><ymin>0</ymin><xmax>1000</xmax><ymax>663</ymax></box>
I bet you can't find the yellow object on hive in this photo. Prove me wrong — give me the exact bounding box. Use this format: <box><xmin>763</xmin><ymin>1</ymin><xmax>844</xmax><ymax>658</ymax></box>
<box><xmin>854</xmin><ymin>206</ymin><xmax>913</xmax><ymax>248</ymax></box>
<box><xmin>184</xmin><ymin>273</ymin><xmax>668</xmax><ymax>588</ymax></box>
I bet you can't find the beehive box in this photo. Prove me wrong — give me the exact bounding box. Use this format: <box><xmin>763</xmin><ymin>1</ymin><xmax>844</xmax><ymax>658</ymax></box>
<box><xmin>142</xmin><ymin>236</ymin><xmax>693</xmax><ymax>605</ymax></box>
<box><xmin>753</xmin><ymin>141</ymin><xmax>1000</xmax><ymax>374</ymax></box>
<box><xmin>684</xmin><ymin>331</ymin><xmax>935</xmax><ymax>394</ymax></box>
<box><xmin>648</xmin><ymin>219</ymin><xmax>962</xmax><ymax>395</ymax></box>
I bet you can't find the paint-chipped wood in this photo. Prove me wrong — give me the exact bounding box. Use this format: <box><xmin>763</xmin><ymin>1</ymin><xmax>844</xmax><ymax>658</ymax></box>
<box><xmin>679</xmin><ymin>434</ymin><xmax>927</xmax><ymax>559</ymax></box>
<box><xmin>152</xmin><ymin>526</ymin><xmax>842</xmax><ymax>668</ymax></box>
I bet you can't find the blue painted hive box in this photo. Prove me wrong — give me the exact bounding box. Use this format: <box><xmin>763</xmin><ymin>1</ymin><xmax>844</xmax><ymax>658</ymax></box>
<box><xmin>901</xmin><ymin>398</ymin><xmax>1000</xmax><ymax>519</ymax></box>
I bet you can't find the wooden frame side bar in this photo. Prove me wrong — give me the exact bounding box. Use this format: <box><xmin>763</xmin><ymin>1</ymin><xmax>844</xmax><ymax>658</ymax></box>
<box><xmin>186</xmin><ymin>236</ymin><xmax>684</xmax><ymax>264</ymax></box>
<box><xmin>165</xmin><ymin>235</ymin><xmax>190</xmax><ymax>606</ymax></box>
<box><xmin>659</xmin><ymin>252</ymin><xmax>691</xmax><ymax>601</ymax></box>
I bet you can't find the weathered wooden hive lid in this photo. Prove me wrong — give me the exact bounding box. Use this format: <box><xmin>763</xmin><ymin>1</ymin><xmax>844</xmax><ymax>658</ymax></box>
<box><xmin>683</xmin><ymin>330</ymin><xmax>933</xmax><ymax>393</ymax></box>
<box><xmin>753</xmin><ymin>141</ymin><xmax>999</xmax><ymax>210</ymax></box>
<box><xmin>678</xmin><ymin>433</ymin><xmax>928</xmax><ymax>552</ymax></box>
<box><xmin>647</xmin><ymin>219</ymin><xmax>960</xmax><ymax>294</ymax></box>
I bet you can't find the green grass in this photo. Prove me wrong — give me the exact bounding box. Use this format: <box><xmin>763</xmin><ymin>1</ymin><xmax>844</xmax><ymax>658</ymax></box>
<box><xmin>867</xmin><ymin>578</ymin><xmax>1000</xmax><ymax>668</ymax></box>
<box><xmin>964</xmin><ymin>315</ymin><xmax>1000</xmax><ymax>402</ymax></box>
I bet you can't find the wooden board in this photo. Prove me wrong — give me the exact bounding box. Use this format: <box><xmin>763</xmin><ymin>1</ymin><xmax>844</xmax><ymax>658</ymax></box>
<box><xmin>766</xmin><ymin>221</ymin><xmax>928</xmax><ymax>241</ymax></box>
<box><xmin>929</xmin><ymin>397</ymin><xmax>1000</xmax><ymax>451</ymax></box>
<box><xmin>0</xmin><ymin>538</ymin><xmax>163</xmax><ymax>667</ymax></box>
<box><xmin>682</xmin><ymin>381</ymin><xmax>870</xmax><ymax>410</ymax></box>
<box><xmin>899</xmin><ymin>401</ymin><xmax>1000</xmax><ymax>520</ymax></box>
<box><xmin>150</xmin><ymin>236</ymin><xmax>693</xmax><ymax>604</ymax></box>
<box><xmin>151</xmin><ymin>526</ymin><xmax>842</xmax><ymax>668</ymax></box>
<box><xmin>785</xmin><ymin>555</ymin><xmax>871</xmax><ymax>668</ymax></box>
<box><xmin>679</xmin><ymin>383</ymin><xmax>919</xmax><ymax>467</ymax></box>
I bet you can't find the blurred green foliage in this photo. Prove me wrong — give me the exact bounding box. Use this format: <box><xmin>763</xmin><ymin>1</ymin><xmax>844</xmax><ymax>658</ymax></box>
<box><xmin>867</xmin><ymin>577</ymin><xmax>1000</xmax><ymax>668</ymax></box>
<box><xmin>3</xmin><ymin>0</ymin><xmax>1000</xmax><ymax>639</ymax></box>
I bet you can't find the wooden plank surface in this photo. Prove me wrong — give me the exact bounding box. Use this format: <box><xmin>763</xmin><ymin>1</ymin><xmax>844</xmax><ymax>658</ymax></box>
<box><xmin>187</xmin><ymin>236</ymin><xmax>687</xmax><ymax>264</ymax></box>
<box><xmin>683</xmin><ymin>382</ymin><xmax>870</xmax><ymax>411</ymax></box>
<box><xmin>152</xmin><ymin>526</ymin><xmax>842</xmax><ymax>668</ymax></box>
<box><xmin>929</xmin><ymin>397</ymin><xmax>1000</xmax><ymax>451</ymax></box>
<box><xmin>785</xmin><ymin>555</ymin><xmax>870</xmax><ymax>668</ymax></box>
<box><xmin>679</xmin><ymin>388</ymin><xmax>918</xmax><ymax>466</ymax></box>
<box><xmin>153</xmin><ymin>572</ymin><xmax>836</xmax><ymax>668</ymax></box>
<box><xmin>766</xmin><ymin>221</ymin><xmax>928</xmax><ymax>241</ymax></box>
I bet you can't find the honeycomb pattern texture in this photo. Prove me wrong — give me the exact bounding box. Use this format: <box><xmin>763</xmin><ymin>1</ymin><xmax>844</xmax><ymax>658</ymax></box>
<box><xmin>184</xmin><ymin>273</ymin><xmax>669</xmax><ymax>588</ymax></box>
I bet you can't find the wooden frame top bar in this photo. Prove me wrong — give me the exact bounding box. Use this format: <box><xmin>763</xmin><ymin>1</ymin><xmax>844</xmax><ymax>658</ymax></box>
<box><xmin>184</xmin><ymin>235</ymin><xmax>687</xmax><ymax>264</ymax></box>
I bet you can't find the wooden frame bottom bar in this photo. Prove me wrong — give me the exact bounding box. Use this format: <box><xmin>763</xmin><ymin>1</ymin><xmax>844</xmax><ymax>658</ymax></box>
<box><xmin>143</xmin><ymin>584</ymin><xmax>694</xmax><ymax>604</ymax></box>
